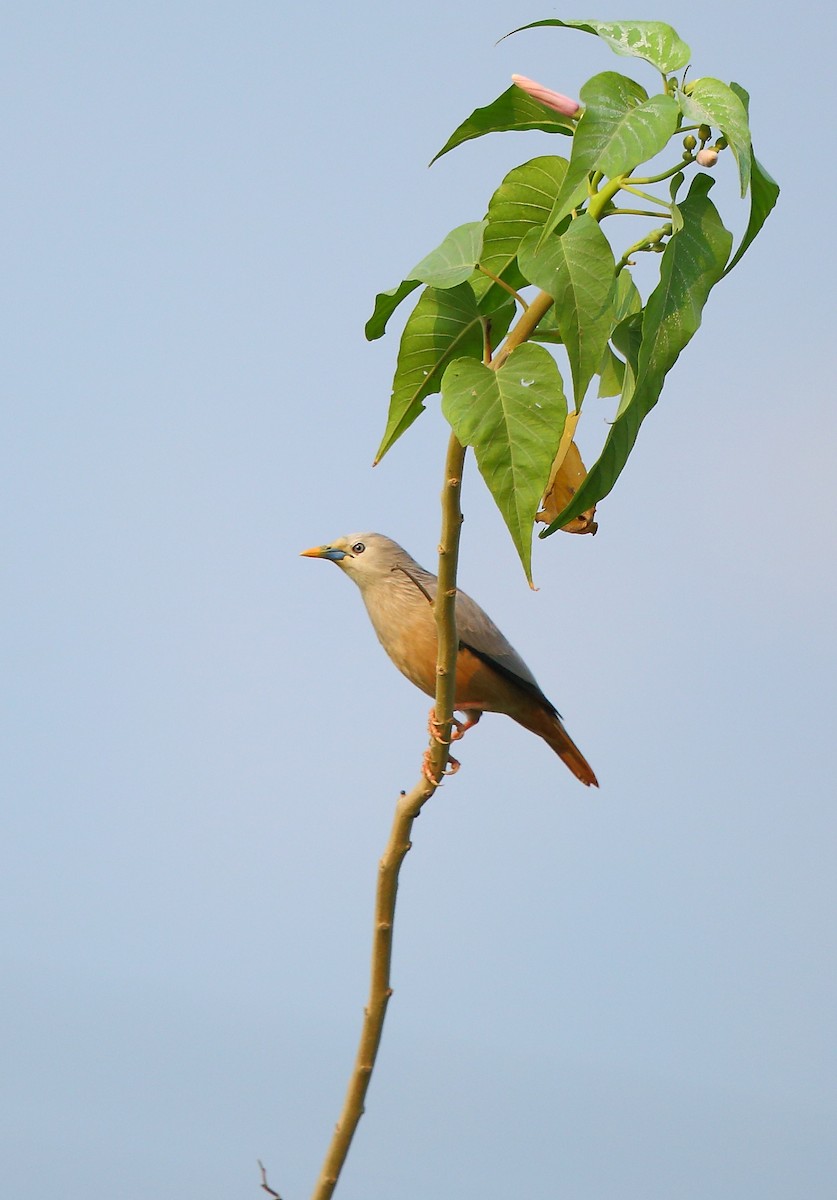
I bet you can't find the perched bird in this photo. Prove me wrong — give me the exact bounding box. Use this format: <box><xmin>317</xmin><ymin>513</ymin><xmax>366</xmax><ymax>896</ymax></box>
<box><xmin>301</xmin><ymin>533</ymin><xmax>598</xmax><ymax>787</ymax></box>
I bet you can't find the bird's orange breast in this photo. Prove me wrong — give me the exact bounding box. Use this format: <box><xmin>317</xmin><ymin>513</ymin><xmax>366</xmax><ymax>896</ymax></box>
<box><xmin>382</xmin><ymin>617</ymin><xmax>532</xmax><ymax>719</ymax></box>
<box><xmin>364</xmin><ymin>584</ymin><xmax>543</xmax><ymax>721</ymax></box>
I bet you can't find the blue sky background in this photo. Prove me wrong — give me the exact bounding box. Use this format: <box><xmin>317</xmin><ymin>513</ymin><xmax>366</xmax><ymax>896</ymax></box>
<box><xmin>3</xmin><ymin>4</ymin><xmax>835</xmax><ymax>1198</ymax></box>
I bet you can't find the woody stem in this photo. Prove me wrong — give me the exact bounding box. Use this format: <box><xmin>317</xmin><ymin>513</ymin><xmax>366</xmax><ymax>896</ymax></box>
<box><xmin>309</xmin><ymin>435</ymin><xmax>466</xmax><ymax>1200</ymax></box>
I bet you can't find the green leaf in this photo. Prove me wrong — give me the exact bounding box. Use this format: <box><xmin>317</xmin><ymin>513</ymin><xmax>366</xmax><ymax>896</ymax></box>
<box><xmin>365</xmin><ymin>222</ymin><xmax>488</xmax><ymax>342</ymax></box>
<box><xmin>611</xmin><ymin>310</ymin><xmax>643</xmax><ymax>372</ymax></box>
<box><xmin>431</xmin><ymin>84</ymin><xmax>574</xmax><ymax>164</ymax></box>
<box><xmin>636</xmin><ymin>180</ymin><xmax>732</xmax><ymax>379</ymax></box>
<box><xmin>408</xmin><ymin>221</ymin><xmax>487</xmax><ymax>288</ymax></box>
<box><xmin>686</xmin><ymin>170</ymin><xmax>717</xmax><ymax>202</ymax></box>
<box><xmin>541</xmin><ymin>177</ymin><xmax>732</xmax><ymax>534</ymax></box>
<box><xmin>612</xmin><ymin>266</ymin><xmax>642</xmax><ymax>322</ymax></box>
<box><xmin>365</xmin><ymin>280</ymin><xmax>421</xmax><ymax>341</ymax></box>
<box><xmin>610</xmin><ymin>311</ymin><xmax>643</xmax><ymax>415</ymax></box>
<box><xmin>729</xmin><ymin>81</ymin><xmax>750</xmax><ymax>115</ymax></box>
<box><xmin>375</xmin><ymin>284</ymin><xmax>492</xmax><ymax>463</ymax></box>
<box><xmin>441</xmin><ymin>344</ymin><xmax>567</xmax><ymax>581</ymax></box>
<box><xmin>668</xmin><ymin>170</ymin><xmax>685</xmax><ymax>232</ymax></box>
<box><xmin>725</xmin><ymin>154</ymin><xmax>779</xmax><ymax>275</ymax></box>
<box><xmin>518</xmin><ymin>213</ymin><xmax>616</xmax><ymax>406</ymax></box>
<box><xmin>507</xmin><ymin>19</ymin><xmax>691</xmax><ymax>74</ymax></box>
<box><xmin>541</xmin><ymin>73</ymin><xmax>680</xmax><ymax>240</ymax></box>
<box><xmin>581</xmin><ymin>75</ymin><xmax>681</xmax><ymax>180</ymax></box>
<box><xmin>678</xmin><ymin>78</ymin><xmax>751</xmax><ymax>195</ymax></box>
<box><xmin>479</xmin><ymin>156</ymin><xmax>569</xmax><ymax>299</ymax></box>
<box><xmin>597</xmin><ymin>345</ymin><xmax>625</xmax><ymax>397</ymax></box>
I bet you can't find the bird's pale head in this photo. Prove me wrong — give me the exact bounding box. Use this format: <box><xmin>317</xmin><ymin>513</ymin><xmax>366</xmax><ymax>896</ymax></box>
<box><xmin>300</xmin><ymin>532</ymin><xmax>415</xmax><ymax>589</ymax></box>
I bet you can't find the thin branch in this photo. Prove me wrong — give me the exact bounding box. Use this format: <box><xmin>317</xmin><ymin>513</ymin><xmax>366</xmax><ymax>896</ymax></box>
<box><xmin>427</xmin><ymin>433</ymin><xmax>466</xmax><ymax>759</ymax></box>
<box><xmin>615</xmin><ymin>223</ymin><xmax>672</xmax><ymax>274</ymax></box>
<box><xmin>602</xmin><ymin>207</ymin><xmax>671</xmax><ymax>219</ymax></box>
<box><xmin>491</xmin><ymin>289</ymin><xmax>554</xmax><ymax>371</ymax></box>
<box><xmin>309</xmin><ymin>254</ymin><xmax>551</xmax><ymax>1200</ymax></box>
<box><xmin>309</xmin><ymin>779</ymin><xmax>436</xmax><ymax>1200</ymax></box>
<box><xmin>476</xmin><ymin>264</ymin><xmax>528</xmax><ymax>309</ymax></box>
<box><xmin>259</xmin><ymin>1160</ymin><xmax>282</xmax><ymax>1199</ymax></box>
<box><xmin>586</xmin><ymin>172</ymin><xmax>631</xmax><ymax>221</ymax></box>
<box><xmin>630</xmin><ymin>156</ymin><xmax>694</xmax><ymax>186</ymax></box>
<box><xmin>618</xmin><ymin>183</ymin><xmax>672</xmax><ymax>209</ymax></box>
<box><xmin>309</xmin><ymin>436</ymin><xmax>467</xmax><ymax>1200</ymax></box>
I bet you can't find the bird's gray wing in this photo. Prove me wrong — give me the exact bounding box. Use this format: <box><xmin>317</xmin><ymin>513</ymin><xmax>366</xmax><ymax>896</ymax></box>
<box><xmin>395</xmin><ymin>561</ymin><xmax>556</xmax><ymax>712</ymax></box>
<box><xmin>454</xmin><ymin>589</ymin><xmax>558</xmax><ymax>713</ymax></box>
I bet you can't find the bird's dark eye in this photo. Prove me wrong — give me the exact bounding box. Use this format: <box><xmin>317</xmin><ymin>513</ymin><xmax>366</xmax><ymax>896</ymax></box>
<box><xmin>351</xmin><ymin>542</ymin><xmax>366</xmax><ymax>554</ymax></box>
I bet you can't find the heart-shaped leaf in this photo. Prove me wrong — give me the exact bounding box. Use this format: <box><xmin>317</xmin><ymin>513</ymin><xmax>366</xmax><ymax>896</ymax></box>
<box><xmin>408</xmin><ymin>221</ymin><xmax>488</xmax><ymax>289</ymax></box>
<box><xmin>366</xmin><ymin>222</ymin><xmax>488</xmax><ymax>342</ymax></box>
<box><xmin>375</xmin><ymin>284</ymin><xmax>513</xmax><ymax>464</ymax></box>
<box><xmin>541</xmin><ymin>73</ymin><xmax>680</xmax><ymax>241</ymax></box>
<box><xmin>507</xmin><ymin>19</ymin><xmax>691</xmax><ymax>75</ymax></box>
<box><xmin>518</xmin><ymin>213</ymin><xmax>616</xmax><ymax>407</ymax></box>
<box><xmin>442</xmin><ymin>344</ymin><xmax>567</xmax><ymax>580</ymax></box>
<box><xmin>478</xmin><ymin>156</ymin><xmax>569</xmax><ymax>300</ymax></box>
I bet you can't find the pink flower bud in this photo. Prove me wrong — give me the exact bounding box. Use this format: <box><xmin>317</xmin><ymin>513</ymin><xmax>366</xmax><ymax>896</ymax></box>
<box><xmin>511</xmin><ymin>74</ymin><xmax>580</xmax><ymax>117</ymax></box>
<box><xmin>696</xmin><ymin>147</ymin><xmax>719</xmax><ymax>167</ymax></box>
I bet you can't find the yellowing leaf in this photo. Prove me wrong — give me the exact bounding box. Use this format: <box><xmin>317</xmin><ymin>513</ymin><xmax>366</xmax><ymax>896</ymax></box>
<box><xmin>537</xmin><ymin>413</ymin><xmax>598</xmax><ymax>534</ymax></box>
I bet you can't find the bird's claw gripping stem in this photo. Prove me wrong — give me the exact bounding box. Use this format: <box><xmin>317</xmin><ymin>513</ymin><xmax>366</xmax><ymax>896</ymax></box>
<box><xmin>427</xmin><ymin>709</ymin><xmax>452</xmax><ymax>744</ymax></box>
<box><xmin>421</xmin><ymin>749</ymin><xmax>460</xmax><ymax>787</ymax></box>
<box><xmin>427</xmin><ymin>707</ymin><xmax>481</xmax><ymax>745</ymax></box>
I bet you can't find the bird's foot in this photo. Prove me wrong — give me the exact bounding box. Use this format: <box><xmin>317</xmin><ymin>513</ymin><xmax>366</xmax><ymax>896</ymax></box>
<box><xmin>427</xmin><ymin>709</ymin><xmax>451</xmax><ymax>744</ymax></box>
<box><xmin>450</xmin><ymin>713</ymin><xmax>480</xmax><ymax>742</ymax></box>
<box><xmin>427</xmin><ymin>708</ymin><xmax>482</xmax><ymax>744</ymax></box>
<box><xmin>422</xmin><ymin>749</ymin><xmax>460</xmax><ymax>787</ymax></box>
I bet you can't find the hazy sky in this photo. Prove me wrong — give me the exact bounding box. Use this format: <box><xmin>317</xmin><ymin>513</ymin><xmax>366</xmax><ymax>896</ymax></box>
<box><xmin>3</xmin><ymin>4</ymin><xmax>835</xmax><ymax>1198</ymax></box>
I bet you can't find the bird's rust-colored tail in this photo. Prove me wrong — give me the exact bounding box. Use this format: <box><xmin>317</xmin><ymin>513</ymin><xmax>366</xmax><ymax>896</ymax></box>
<box><xmin>523</xmin><ymin>707</ymin><xmax>599</xmax><ymax>787</ymax></box>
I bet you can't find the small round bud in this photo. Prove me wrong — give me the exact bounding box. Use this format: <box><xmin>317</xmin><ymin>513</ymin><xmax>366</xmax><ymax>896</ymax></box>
<box><xmin>696</xmin><ymin>147</ymin><xmax>719</xmax><ymax>167</ymax></box>
<box><xmin>715</xmin><ymin>136</ymin><xmax>728</xmax><ymax>150</ymax></box>
<box><xmin>683</xmin><ymin>134</ymin><xmax>697</xmax><ymax>150</ymax></box>
<box><xmin>698</xmin><ymin>124</ymin><xmax>712</xmax><ymax>143</ymax></box>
